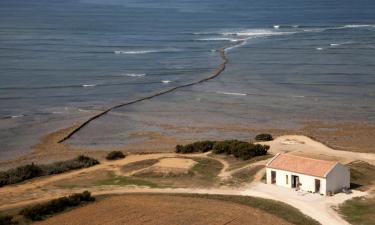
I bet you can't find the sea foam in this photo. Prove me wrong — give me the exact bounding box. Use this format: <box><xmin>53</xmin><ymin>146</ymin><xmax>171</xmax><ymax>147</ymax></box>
<box><xmin>82</xmin><ymin>84</ymin><xmax>96</xmax><ymax>87</ymax></box>
<box><xmin>123</xmin><ymin>73</ymin><xmax>146</xmax><ymax>77</ymax></box>
<box><xmin>217</xmin><ymin>91</ymin><xmax>247</xmax><ymax>96</ymax></box>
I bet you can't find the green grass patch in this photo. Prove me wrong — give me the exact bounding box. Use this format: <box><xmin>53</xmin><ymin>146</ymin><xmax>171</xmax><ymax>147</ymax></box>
<box><xmin>339</xmin><ymin>196</ymin><xmax>375</xmax><ymax>225</ymax></box>
<box><xmin>95</xmin><ymin>176</ymin><xmax>159</xmax><ymax>188</ymax></box>
<box><xmin>226</xmin><ymin>165</ymin><xmax>264</xmax><ymax>186</ymax></box>
<box><xmin>190</xmin><ymin>158</ymin><xmax>223</xmax><ymax>182</ymax></box>
<box><xmin>346</xmin><ymin>160</ymin><xmax>375</xmax><ymax>191</ymax></box>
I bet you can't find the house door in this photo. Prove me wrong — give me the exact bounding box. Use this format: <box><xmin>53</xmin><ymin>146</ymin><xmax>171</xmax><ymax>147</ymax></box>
<box><xmin>315</xmin><ymin>179</ymin><xmax>321</xmax><ymax>193</ymax></box>
<box><xmin>271</xmin><ymin>171</ymin><xmax>276</xmax><ymax>184</ymax></box>
<box><xmin>291</xmin><ymin>175</ymin><xmax>299</xmax><ymax>188</ymax></box>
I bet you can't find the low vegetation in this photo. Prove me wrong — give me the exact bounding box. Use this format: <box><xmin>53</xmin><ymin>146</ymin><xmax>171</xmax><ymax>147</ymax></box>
<box><xmin>106</xmin><ymin>151</ymin><xmax>126</xmax><ymax>160</ymax></box>
<box><xmin>228</xmin><ymin>165</ymin><xmax>264</xmax><ymax>186</ymax></box>
<box><xmin>213</xmin><ymin>140</ymin><xmax>269</xmax><ymax>160</ymax></box>
<box><xmin>0</xmin><ymin>155</ymin><xmax>99</xmax><ymax>187</ymax></box>
<box><xmin>130</xmin><ymin>158</ymin><xmax>223</xmax><ymax>188</ymax></box>
<box><xmin>0</xmin><ymin>214</ymin><xmax>15</xmax><ymax>225</ymax></box>
<box><xmin>190</xmin><ymin>158</ymin><xmax>223</xmax><ymax>182</ymax></box>
<box><xmin>339</xmin><ymin>196</ymin><xmax>375</xmax><ymax>225</ymax></box>
<box><xmin>20</xmin><ymin>191</ymin><xmax>95</xmax><ymax>221</ymax></box>
<box><xmin>175</xmin><ymin>141</ymin><xmax>215</xmax><ymax>153</ymax></box>
<box><xmin>176</xmin><ymin>140</ymin><xmax>269</xmax><ymax>160</ymax></box>
<box><xmin>346</xmin><ymin>160</ymin><xmax>375</xmax><ymax>190</ymax></box>
<box><xmin>255</xmin><ymin>133</ymin><xmax>273</xmax><ymax>141</ymax></box>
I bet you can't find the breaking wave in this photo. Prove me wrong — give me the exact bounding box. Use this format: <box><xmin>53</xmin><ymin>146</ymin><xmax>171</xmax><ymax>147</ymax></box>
<box><xmin>122</xmin><ymin>73</ymin><xmax>146</xmax><ymax>77</ymax></box>
<box><xmin>82</xmin><ymin>84</ymin><xmax>97</xmax><ymax>87</ymax></box>
<box><xmin>114</xmin><ymin>48</ymin><xmax>180</xmax><ymax>55</ymax></box>
<box><xmin>217</xmin><ymin>91</ymin><xmax>247</xmax><ymax>96</ymax></box>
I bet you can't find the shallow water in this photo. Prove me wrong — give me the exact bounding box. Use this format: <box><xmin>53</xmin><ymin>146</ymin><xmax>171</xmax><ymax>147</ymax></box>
<box><xmin>1</xmin><ymin>0</ymin><xmax>375</xmax><ymax>159</ymax></box>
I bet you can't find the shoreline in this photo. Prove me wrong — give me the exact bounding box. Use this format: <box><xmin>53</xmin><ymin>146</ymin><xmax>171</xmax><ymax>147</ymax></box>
<box><xmin>1</xmin><ymin>119</ymin><xmax>375</xmax><ymax>169</ymax></box>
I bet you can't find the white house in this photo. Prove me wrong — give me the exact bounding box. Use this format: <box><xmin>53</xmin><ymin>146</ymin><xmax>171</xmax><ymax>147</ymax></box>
<box><xmin>266</xmin><ymin>153</ymin><xmax>350</xmax><ymax>195</ymax></box>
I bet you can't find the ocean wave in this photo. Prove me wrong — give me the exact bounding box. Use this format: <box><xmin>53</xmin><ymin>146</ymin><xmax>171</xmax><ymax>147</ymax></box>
<box><xmin>342</xmin><ymin>24</ymin><xmax>375</xmax><ymax>29</ymax></box>
<box><xmin>162</xmin><ymin>80</ymin><xmax>172</xmax><ymax>84</ymax></box>
<box><xmin>316</xmin><ymin>47</ymin><xmax>324</xmax><ymax>51</ymax></box>
<box><xmin>217</xmin><ymin>91</ymin><xmax>247</xmax><ymax>96</ymax></box>
<box><xmin>114</xmin><ymin>48</ymin><xmax>180</xmax><ymax>55</ymax></box>
<box><xmin>122</xmin><ymin>73</ymin><xmax>146</xmax><ymax>77</ymax></box>
<box><xmin>114</xmin><ymin>50</ymin><xmax>158</xmax><ymax>54</ymax></box>
<box><xmin>222</xmin><ymin>29</ymin><xmax>294</xmax><ymax>37</ymax></box>
<box><xmin>196</xmin><ymin>37</ymin><xmax>242</xmax><ymax>42</ymax></box>
<box><xmin>82</xmin><ymin>84</ymin><xmax>97</xmax><ymax>88</ymax></box>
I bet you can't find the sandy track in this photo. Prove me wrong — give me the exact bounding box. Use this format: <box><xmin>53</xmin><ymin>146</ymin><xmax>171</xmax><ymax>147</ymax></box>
<box><xmin>34</xmin><ymin>195</ymin><xmax>292</xmax><ymax>225</ymax></box>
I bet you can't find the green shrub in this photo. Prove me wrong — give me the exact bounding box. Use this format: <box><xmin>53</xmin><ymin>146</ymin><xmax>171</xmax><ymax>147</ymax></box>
<box><xmin>0</xmin><ymin>156</ymin><xmax>99</xmax><ymax>187</ymax></box>
<box><xmin>213</xmin><ymin>140</ymin><xmax>269</xmax><ymax>160</ymax></box>
<box><xmin>106</xmin><ymin>151</ymin><xmax>126</xmax><ymax>160</ymax></box>
<box><xmin>4</xmin><ymin>163</ymin><xmax>43</xmax><ymax>185</ymax></box>
<box><xmin>175</xmin><ymin>141</ymin><xmax>216</xmax><ymax>153</ymax></box>
<box><xmin>0</xmin><ymin>214</ymin><xmax>14</xmax><ymax>225</ymax></box>
<box><xmin>177</xmin><ymin>139</ymin><xmax>269</xmax><ymax>160</ymax></box>
<box><xmin>255</xmin><ymin>133</ymin><xmax>273</xmax><ymax>141</ymax></box>
<box><xmin>20</xmin><ymin>191</ymin><xmax>95</xmax><ymax>221</ymax></box>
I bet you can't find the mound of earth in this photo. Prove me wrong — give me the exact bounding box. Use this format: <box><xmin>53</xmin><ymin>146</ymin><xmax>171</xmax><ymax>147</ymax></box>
<box><xmin>35</xmin><ymin>194</ymin><xmax>292</xmax><ymax>225</ymax></box>
<box><xmin>134</xmin><ymin>158</ymin><xmax>197</xmax><ymax>176</ymax></box>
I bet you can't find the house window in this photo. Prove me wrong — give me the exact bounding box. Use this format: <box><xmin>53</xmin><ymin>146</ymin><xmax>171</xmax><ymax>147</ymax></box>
<box><xmin>286</xmin><ymin>175</ymin><xmax>289</xmax><ymax>185</ymax></box>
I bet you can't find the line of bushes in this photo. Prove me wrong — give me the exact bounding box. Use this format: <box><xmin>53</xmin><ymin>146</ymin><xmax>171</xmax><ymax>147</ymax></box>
<box><xmin>106</xmin><ymin>151</ymin><xmax>126</xmax><ymax>160</ymax></box>
<box><xmin>175</xmin><ymin>140</ymin><xmax>269</xmax><ymax>160</ymax></box>
<box><xmin>0</xmin><ymin>214</ymin><xmax>15</xmax><ymax>225</ymax></box>
<box><xmin>20</xmin><ymin>191</ymin><xmax>95</xmax><ymax>221</ymax></box>
<box><xmin>0</xmin><ymin>155</ymin><xmax>99</xmax><ymax>187</ymax></box>
<box><xmin>255</xmin><ymin>133</ymin><xmax>273</xmax><ymax>141</ymax></box>
<box><xmin>175</xmin><ymin>141</ymin><xmax>216</xmax><ymax>153</ymax></box>
<box><xmin>213</xmin><ymin>140</ymin><xmax>269</xmax><ymax>160</ymax></box>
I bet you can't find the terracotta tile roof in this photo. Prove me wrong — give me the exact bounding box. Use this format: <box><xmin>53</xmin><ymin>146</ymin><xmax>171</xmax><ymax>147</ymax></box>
<box><xmin>266</xmin><ymin>154</ymin><xmax>337</xmax><ymax>177</ymax></box>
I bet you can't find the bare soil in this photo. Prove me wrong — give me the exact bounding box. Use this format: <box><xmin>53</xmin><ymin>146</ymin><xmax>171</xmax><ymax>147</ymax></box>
<box><xmin>34</xmin><ymin>194</ymin><xmax>292</xmax><ymax>225</ymax></box>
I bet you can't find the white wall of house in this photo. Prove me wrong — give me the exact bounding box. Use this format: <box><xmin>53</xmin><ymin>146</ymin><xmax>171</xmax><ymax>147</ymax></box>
<box><xmin>325</xmin><ymin>164</ymin><xmax>350</xmax><ymax>194</ymax></box>
<box><xmin>266</xmin><ymin>168</ymin><xmax>327</xmax><ymax>195</ymax></box>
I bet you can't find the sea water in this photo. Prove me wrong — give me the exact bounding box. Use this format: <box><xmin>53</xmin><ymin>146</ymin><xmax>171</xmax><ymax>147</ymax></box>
<box><xmin>1</xmin><ymin>0</ymin><xmax>375</xmax><ymax>159</ymax></box>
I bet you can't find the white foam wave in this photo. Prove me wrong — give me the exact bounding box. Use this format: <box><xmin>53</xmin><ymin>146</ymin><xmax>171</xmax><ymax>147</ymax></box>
<box><xmin>115</xmin><ymin>48</ymin><xmax>181</xmax><ymax>55</ymax></box>
<box><xmin>217</xmin><ymin>91</ymin><xmax>247</xmax><ymax>96</ymax></box>
<box><xmin>273</xmin><ymin>25</ymin><xmax>280</xmax><ymax>29</ymax></box>
<box><xmin>82</xmin><ymin>84</ymin><xmax>96</xmax><ymax>87</ymax></box>
<box><xmin>316</xmin><ymin>47</ymin><xmax>324</xmax><ymax>51</ymax></box>
<box><xmin>11</xmin><ymin>114</ymin><xmax>25</xmax><ymax>118</ymax></box>
<box><xmin>162</xmin><ymin>80</ymin><xmax>171</xmax><ymax>84</ymax></box>
<box><xmin>123</xmin><ymin>73</ymin><xmax>146</xmax><ymax>77</ymax></box>
<box><xmin>330</xmin><ymin>43</ymin><xmax>340</xmax><ymax>46</ymax></box>
<box><xmin>197</xmin><ymin>37</ymin><xmax>241</xmax><ymax>42</ymax></box>
<box><xmin>114</xmin><ymin>50</ymin><xmax>158</xmax><ymax>55</ymax></box>
<box><xmin>342</xmin><ymin>24</ymin><xmax>375</xmax><ymax>28</ymax></box>
<box><xmin>222</xmin><ymin>29</ymin><xmax>293</xmax><ymax>38</ymax></box>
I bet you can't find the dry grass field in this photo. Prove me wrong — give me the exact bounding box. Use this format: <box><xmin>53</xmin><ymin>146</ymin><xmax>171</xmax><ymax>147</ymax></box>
<box><xmin>34</xmin><ymin>194</ymin><xmax>293</xmax><ymax>225</ymax></box>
